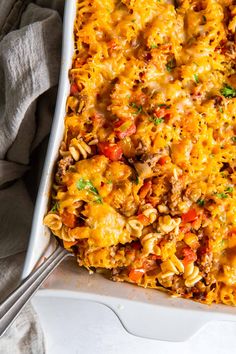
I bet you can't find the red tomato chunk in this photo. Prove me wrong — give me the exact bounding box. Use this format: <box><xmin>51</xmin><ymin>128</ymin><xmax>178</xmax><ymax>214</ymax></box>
<box><xmin>114</xmin><ymin>120</ymin><xmax>136</xmax><ymax>139</ymax></box>
<box><xmin>99</xmin><ymin>142</ymin><xmax>123</xmax><ymax>161</ymax></box>
<box><xmin>181</xmin><ymin>209</ymin><xmax>198</xmax><ymax>223</ymax></box>
<box><xmin>129</xmin><ymin>268</ymin><xmax>145</xmax><ymax>282</ymax></box>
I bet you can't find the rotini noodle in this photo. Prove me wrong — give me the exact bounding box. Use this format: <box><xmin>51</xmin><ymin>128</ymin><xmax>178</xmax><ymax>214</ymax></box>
<box><xmin>184</xmin><ymin>262</ymin><xmax>202</xmax><ymax>288</ymax></box>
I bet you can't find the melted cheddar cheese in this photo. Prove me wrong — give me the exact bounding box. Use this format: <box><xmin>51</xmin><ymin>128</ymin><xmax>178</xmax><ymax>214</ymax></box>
<box><xmin>44</xmin><ymin>0</ymin><xmax>236</xmax><ymax>305</ymax></box>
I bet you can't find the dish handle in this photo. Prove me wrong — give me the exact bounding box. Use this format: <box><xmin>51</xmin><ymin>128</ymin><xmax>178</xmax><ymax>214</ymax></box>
<box><xmin>102</xmin><ymin>299</ymin><xmax>209</xmax><ymax>342</ymax></box>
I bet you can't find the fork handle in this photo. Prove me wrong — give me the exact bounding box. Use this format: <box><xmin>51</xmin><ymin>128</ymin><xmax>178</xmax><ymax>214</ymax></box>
<box><xmin>0</xmin><ymin>245</ymin><xmax>70</xmax><ymax>337</ymax></box>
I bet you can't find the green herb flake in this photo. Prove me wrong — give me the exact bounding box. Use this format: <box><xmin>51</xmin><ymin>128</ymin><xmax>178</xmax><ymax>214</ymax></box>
<box><xmin>134</xmin><ymin>176</ymin><xmax>139</xmax><ymax>185</ymax></box>
<box><xmin>107</xmin><ymin>180</ymin><xmax>113</xmax><ymax>184</ymax></box>
<box><xmin>219</xmin><ymin>107</ymin><xmax>223</xmax><ymax>113</ymax></box>
<box><xmin>158</xmin><ymin>103</ymin><xmax>171</xmax><ymax>108</ymax></box>
<box><xmin>130</xmin><ymin>102</ymin><xmax>143</xmax><ymax>115</ymax></box>
<box><xmin>197</xmin><ymin>199</ymin><xmax>205</xmax><ymax>207</ymax></box>
<box><xmin>220</xmin><ymin>84</ymin><xmax>236</xmax><ymax>98</ymax></box>
<box><xmin>225</xmin><ymin>186</ymin><xmax>233</xmax><ymax>193</ymax></box>
<box><xmin>76</xmin><ymin>178</ymin><xmax>87</xmax><ymax>190</ymax></box>
<box><xmin>231</xmin><ymin>136</ymin><xmax>236</xmax><ymax>142</ymax></box>
<box><xmin>132</xmin><ymin>175</ymin><xmax>139</xmax><ymax>185</ymax></box>
<box><xmin>51</xmin><ymin>202</ymin><xmax>59</xmax><ymax>212</ymax></box>
<box><xmin>216</xmin><ymin>193</ymin><xmax>228</xmax><ymax>199</ymax></box>
<box><xmin>151</xmin><ymin>44</ymin><xmax>158</xmax><ymax>49</ymax></box>
<box><xmin>149</xmin><ymin>117</ymin><xmax>164</xmax><ymax>125</ymax></box>
<box><xmin>166</xmin><ymin>58</ymin><xmax>176</xmax><ymax>72</ymax></box>
<box><xmin>193</xmin><ymin>73</ymin><xmax>199</xmax><ymax>84</ymax></box>
<box><xmin>94</xmin><ymin>196</ymin><xmax>103</xmax><ymax>204</ymax></box>
<box><xmin>76</xmin><ymin>178</ymin><xmax>103</xmax><ymax>203</ymax></box>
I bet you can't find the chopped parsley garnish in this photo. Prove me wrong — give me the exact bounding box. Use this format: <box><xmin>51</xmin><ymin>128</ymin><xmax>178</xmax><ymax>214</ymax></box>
<box><xmin>130</xmin><ymin>175</ymin><xmax>139</xmax><ymax>185</ymax></box>
<box><xmin>51</xmin><ymin>202</ymin><xmax>59</xmax><ymax>212</ymax></box>
<box><xmin>225</xmin><ymin>186</ymin><xmax>233</xmax><ymax>193</ymax></box>
<box><xmin>130</xmin><ymin>102</ymin><xmax>143</xmax><ymax>114</ymax></box>
<box><xmin>158</xmin><ymin>103</ymin><xmax>171</xmax><ymax>108</ymax></box>
<box><xmin>193</xmin><ymin>74</ymin><xmax>199</xmax><ymax>84</ymax></box>
<box><xmin>166</xmin><ymin>58</ymin><xmax>176</xmax><ymax>72</ymax></box>
<box><xmin>94</xmin><ymin>196</ymin><xmax>103</xmax><ymax>204</ymax></box>
<box><xmin>197</xmin><ymin>199</ymin><xmax>205</xmax><ymax>207</ymax></box>
<box><xmin>220</xmin><ymin>84</ymin><xmax>236</xmax><ymax>98</ymax></box>
<box><xmin>149</xmin><ymin>117</ymin><xmax>164</xmax><ymax>125</ymax></box>
<box><xmin>134</xmin><ymin>176</ymin><xmax>139</xmax><ymax>185</ymax></box>
<box><xmin>150</xmin><ymin>44</ymin><xmax>158</xmax><ymax>49</ymax></box>
<box><xmin>76</xmin><ymin>178</ymin><xmax>103</xmax><ymax>203</ymax></box>
<box><xmin>219</xmin><ymin>107</ymin><xmax>223</xmax><ymax>113</ymax></box>
<box><xmin>216</xmin><ymin>193</ymin><xmax>228</xmax><ymax>199</ymax></box>
<box><xmin>215</xmin><ymin>186</ymin><xmax>233</xmax><ymax>199</ymax></box>
<box><xmin>231</xmin><ymin>136</ymin><xmax>236</xmax><ymax>142</ymax></box>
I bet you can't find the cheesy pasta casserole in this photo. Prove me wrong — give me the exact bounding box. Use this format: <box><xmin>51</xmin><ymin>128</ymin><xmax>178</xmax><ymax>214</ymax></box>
<box><xmin>44</xmin><ymin>0</ymin><xmax>236</xmax><ymax>305</ymax></box>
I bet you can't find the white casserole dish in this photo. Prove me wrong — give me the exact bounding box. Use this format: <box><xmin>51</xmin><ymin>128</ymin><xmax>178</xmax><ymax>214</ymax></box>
<box><xmin>22</xmin><ymin>0</ymin><xmax>236</xmax><ymax>341</ymax></box>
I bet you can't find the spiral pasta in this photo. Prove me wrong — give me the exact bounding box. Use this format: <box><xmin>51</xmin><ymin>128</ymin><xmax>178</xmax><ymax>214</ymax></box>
<box><xmin>184</xmin><ymin>263</ymin><xmax>202</xmax><ymax>288</ymax></box>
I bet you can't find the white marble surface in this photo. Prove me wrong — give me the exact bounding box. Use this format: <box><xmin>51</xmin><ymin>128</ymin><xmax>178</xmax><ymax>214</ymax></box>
<box><xmin>32</xmin><ymin>295</ymin><xmax>236</xmax><ymax>354</ymax></box>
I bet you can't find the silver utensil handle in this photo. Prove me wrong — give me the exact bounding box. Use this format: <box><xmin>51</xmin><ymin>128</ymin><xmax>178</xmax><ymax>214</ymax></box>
<box><xmin>0</xmin><ymin>245</ymin><xmax>69</xmax><ymax>337</ymax></box>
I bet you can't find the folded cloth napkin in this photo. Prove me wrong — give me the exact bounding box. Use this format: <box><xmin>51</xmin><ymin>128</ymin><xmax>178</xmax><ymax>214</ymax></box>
<box><xmin>0</xmin><ymin>0</ymin><xmax>63</xmax><ymax>352</ymax></box>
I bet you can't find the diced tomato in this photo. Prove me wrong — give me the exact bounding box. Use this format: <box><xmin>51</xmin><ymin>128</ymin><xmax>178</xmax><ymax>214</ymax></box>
<box><xmin>98</xmin><ymin>142</ymin><xmax>123</xmax><ymax>161</ymax></box>
<box><xmin>181</xmin><ymin>208</ymin><xmax>198</xmax><ymax>224</ymax></box>
<box><xmin>137</xmin><ymin>213</ymin><xmax>150</xmax><ymax>226</ymax></box>
<box><xmin>139</xmin><ymin>181</ymin><xmax>152</xmax><ymax>199</ymax></box>
<box><xmin>63</xmin><ymin>240</ymin><xmax>78</xmax><ymax>248</ymax></box>
<box><xmin>114</xmin><ymin>120</ymin><xmax>136</xmax><ymax>139</ymax></box>
<box><xmin>158</xmin><ymin>156</ymin><xmax>169</xmax><ymax>165</ymax></box>
<box><xmin>153</xmin><ymin>106</ymin><xmax>171</xmax><ymax>121</ymax></box>
<box><xmin>70</xmin><ymin>82</ymin><xmax>79</xmax><ymax>96</ymax></box>
<box><xmin>61</xmin><ymin>210</ymin><xmax>77</xmax><ymax>228</ymax></box>
<box><xmin>182</xmin><ymin>247</ymin><xmax>197</xmax><ymax>266</ymax></box>
<box><xmin>129</xmin><ymin>268</ymin><xmax>145</xmax><ymax>282</ymax></box>
<box><xmin>154</xmin><ymin>108</ymin><xmax>166</xmax><ymax>118</ymax></box>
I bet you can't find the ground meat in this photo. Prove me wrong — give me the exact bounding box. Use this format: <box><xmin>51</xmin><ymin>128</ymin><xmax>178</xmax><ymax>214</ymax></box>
<box><xmin>171</xmin><ymin>275</ymin><xmax>185</xmax><ymax>295</ymax></box>
<box><xmin>56</xmin><ymin>156</ymin><xmax>74</xmax><ymax>181</ymax></box>
<box><xmin>140</xmin><ymin>153</ymin><xmax>159</xmax><ymax>169</ymax></box>
<box><xmin>198</xmin><ymin>251</ymin><xmax>213</xmax><ymax>276</ymax></box>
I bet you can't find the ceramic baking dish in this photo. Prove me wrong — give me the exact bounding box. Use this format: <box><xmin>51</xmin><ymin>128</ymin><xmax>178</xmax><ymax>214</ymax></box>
<box><xmin>22</xmin><ymin>0</ymin><xmax>236</xmax><ymax>341</ymax></box>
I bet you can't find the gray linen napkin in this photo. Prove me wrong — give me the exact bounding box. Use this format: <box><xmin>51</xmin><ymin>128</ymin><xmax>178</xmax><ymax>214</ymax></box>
<box><xmin>0</xmin><ymin>0</ymin><xmax>63</xmax><ymax>352</ymax></box>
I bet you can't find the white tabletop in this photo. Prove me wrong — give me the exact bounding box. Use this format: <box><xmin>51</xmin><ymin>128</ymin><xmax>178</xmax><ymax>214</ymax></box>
<box><xmin>32</xmin><ymin>294</ymin><xmax>236</xmax><ymax>354</ymax></box>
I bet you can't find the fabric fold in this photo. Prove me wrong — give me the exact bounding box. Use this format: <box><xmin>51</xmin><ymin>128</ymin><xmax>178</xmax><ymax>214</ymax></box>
<box><xmin>0</xmin><ymin>1</ymin><xmax>63</xmax><ymax>352</ymax></box>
